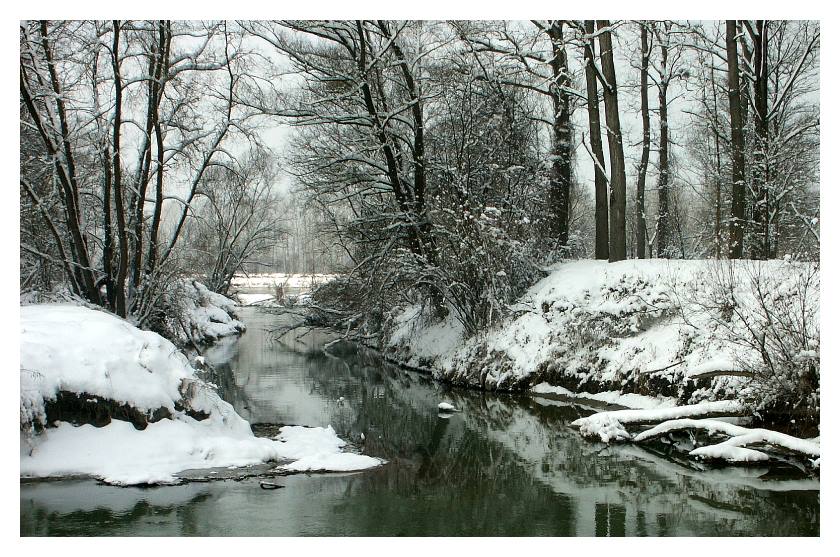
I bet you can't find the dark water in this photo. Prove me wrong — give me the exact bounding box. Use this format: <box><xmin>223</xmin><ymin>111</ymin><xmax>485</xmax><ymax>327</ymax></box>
<box><xmin>20</xmin><ymin>308</ymin><xmax>819</xmax><ymax>536</ymax></box>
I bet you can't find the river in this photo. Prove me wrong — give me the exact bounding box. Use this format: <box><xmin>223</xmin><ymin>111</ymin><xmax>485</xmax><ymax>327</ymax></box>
<box><xmin>20</xmin><ymin>307</ymin><xmax>819</xmax><ymax>536</ymax></box>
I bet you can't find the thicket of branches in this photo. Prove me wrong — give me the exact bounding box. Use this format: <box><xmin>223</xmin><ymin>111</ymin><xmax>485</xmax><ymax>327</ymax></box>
<box><xmin>20</xmin><ymin>19</ymin><xmax>820</xmax><ymax>343</ymax></box>
<box><xmin>19</xmin><ymin>20</ymin><xmax>282</xmax><ymax>331</ymax></box>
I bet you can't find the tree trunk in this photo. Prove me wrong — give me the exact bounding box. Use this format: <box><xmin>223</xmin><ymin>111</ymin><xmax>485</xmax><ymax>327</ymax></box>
<box><xmin>710</xmin><ymin>59</ymin><xmax>723</xmax><ymax>259</ymax></box>
<box><xmin>31</xmin><ymin>22</ymin><xmax>101</xmax><ymax>305</ymax></box>
<box><xmin>656</xmin><ymin>34</ymin><xmax>670</xmax><ymax>258</ymax></box>
<box><xmin>110</xmin><ymin>20</ymin><xmax>129</xmax><ymax>317</ymax></box>
<box><xmin>596</xmin><ymin>20</ymin><xmax>627</xmax><ymax>262</ymax></box>
<box><xmin>146</xmin><ymin>21</ymin><xmax>172</xmax><ymax>275</ymax></box>
<box><xmin>546</xmin><ymin>21</ymin><xmax>571</xmax><ymax>251</ymax></box>
<box><xmin>726</xmin><ymin>20</ymin><xmax>747</xmax><ymax>259</ymax></box>
<box><xmin>583</xmin><ymin>20</ymin><xmax>609</xmax><ymax>260</ymax></box>
<box><xmin>636</xmin><ymin>24</ymin><xmax>651</xmax><ymax>259</ymax></box>
<box><xmin>750</xmin><ymin>20</ymin><xmax>771</xmax><ymax>260</ymax></box>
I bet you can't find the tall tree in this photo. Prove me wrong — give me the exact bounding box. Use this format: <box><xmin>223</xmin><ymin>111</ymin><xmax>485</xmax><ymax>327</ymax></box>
<box><xmin>596</xmin><ymin>20</ymin><xmax>627</xmax><ymax>262</ymax></box>
<box><xmin>636</xmin><ymin>23</ymin><xmax>651</xmax><ymax>259</ymax></box>
<box><xmin>457</xmin><ymin>20</ymin><xmax>575</xmax><ymax>253</ymax></box>
<box><xmin>582</xmin><ymin>20</ymin><xmax>610</xmax><ymax>260</ymax></box>
<box><xmin>726</xmin><ymin>20</ymin><xmax>747</xmax><ymax>259</ymax></box>
<box><xmin>654</xmin><ymin>22</ymin><xmax>672</xmax><ymax>258</ymax></box>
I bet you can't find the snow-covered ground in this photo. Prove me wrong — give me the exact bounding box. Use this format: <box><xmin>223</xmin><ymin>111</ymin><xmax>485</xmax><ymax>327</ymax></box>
<box><xmin>384</xmin><ymin>259</ymin><xmax>818</xmax><ymax>409</ymax></box>
<box><xmin>20</xmin><ymin>304</ymin><xmax>383</xmax><ymax>486</ymax></box>
<box><xmin>230</xmin><ymin>273</ymin><xmax>338</xmax><ymax>290</ymax></box>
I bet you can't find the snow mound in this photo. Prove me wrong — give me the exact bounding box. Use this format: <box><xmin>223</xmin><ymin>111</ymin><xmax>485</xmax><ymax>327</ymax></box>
<box><xmin>20</xmin><ymin>304</ymin><xmax>384</xmax><ymax>485</ymax></box>
<box><xmin>21</xmin><ymin>304</ymin><xmax>200</xmax><ymax>430</ymax></box>
<box><xmin>275</xmin><ymin>426</ymin><xmax>383</xmax><ymax>472</ymax></box>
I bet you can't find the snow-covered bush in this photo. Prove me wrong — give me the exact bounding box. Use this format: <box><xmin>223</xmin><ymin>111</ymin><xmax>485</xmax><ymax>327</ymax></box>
<box><xmin>675</xmin><ymin>261</ymin><xmax>819</xmax><ymax>433</ymax></box>
<box><xmin>430</xmin><ymin>204</ymin><xmax>545</xmax><ymax>335</ymax></box>
<box><xmin>151</xmin><ymin>279</ymin><xmax>246</xmax><ymax>347</ymax></box>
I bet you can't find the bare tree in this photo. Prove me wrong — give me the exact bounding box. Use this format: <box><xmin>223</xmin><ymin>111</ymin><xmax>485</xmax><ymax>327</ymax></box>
<box><xmin>596</xmin><ymin>20</ymin><xmax>627</xmax><ymax>262</ymax></box>
<box><xmin>20</xmin><ymin>20</ymin><xmax>258</xmax><ymax>326</ymax></box>
<box><xmin>581</xmin><ymin>20</ymin><xmax>610</xmax><ymax>260</ymax></box>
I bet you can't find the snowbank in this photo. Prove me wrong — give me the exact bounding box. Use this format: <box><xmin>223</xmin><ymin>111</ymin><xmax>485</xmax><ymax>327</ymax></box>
<box><xmin>383</xmin><ymin>259</ymin><xmax>819</xmax><ymax>422</ymax></box>
<box><xmin>20</xmin><ymin>304</ymin><xmax>383</xmax><ymax>485</ymax></box>
<box><xmin>21</xmin><ymin>304</ymin><xmax>202</xmax><ymax>432</ymax></box>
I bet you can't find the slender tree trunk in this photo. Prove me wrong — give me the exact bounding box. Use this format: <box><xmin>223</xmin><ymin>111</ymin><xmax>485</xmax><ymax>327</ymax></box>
<box><xmin>583</xmin><ymin>20</ymin><xmax>609</xmax><ymax>260</ymax></box>
<box><xmin>146</xmin><ymin>21</ymin><xmax>171</xmax><ymax>275</ymax></box>
<box><xmin>656</xmin><ymin>33</ymin><xmax>670</xmax><ymax>258</ymax></box>
<box><xmin>546</xmin><ymin>21</ymin><xmax>571</xmax><ymax>250</ymax></box>
<box><xmin>596</xmin><ymin>20</ymin><xmax>627</xmax><ymax>262</ymax></box>
<box><xmin>131</xmin><ymin>24</ymin><xmax>167</xmax><ymax>289</ymax></box>
<box><xmin>726</xmin><ymin>20</ymin><xmax>746</xmax><ymax>259</ymax></box>
<box><xmin>750</xmin><ymin>20</ymin><xmax>770</xmax><ymax>260</ymax></box>
<box><xmin>636</xmin><ymin>23</ymin><xmax>651</xmax><ymax>259</ymax></box>
<box><xmin>110</xmin><ymin>20</ymin><xmax>129</xmax><ymax>317</ymax></box>
<box><xmin>102</xmin><ymin>144</ymin><xmax>115</xmax><ymax>309</ymax></box>
<box><xmin>711</xmin><ymin>61</ymin><xmax>723</xmax><ymax>259</ymax></box>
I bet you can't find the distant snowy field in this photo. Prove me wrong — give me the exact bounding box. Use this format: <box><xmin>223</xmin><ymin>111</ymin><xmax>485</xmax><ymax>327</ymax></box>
<box><xmin>20</xmin><ymin>304</ymin><xmax>383</xmax><ymax>485</ymax></box>
<box><xmin>230</xmin><ymin>273</ymin><xmax>338</xmax><ymax>289</ymax></box>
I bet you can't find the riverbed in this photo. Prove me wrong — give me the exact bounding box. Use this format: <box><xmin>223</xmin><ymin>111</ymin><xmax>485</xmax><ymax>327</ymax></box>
<box><xmin>20</xmin><ymin>307</ymin><xmax>819</xmax><ymax>536</ymax></box>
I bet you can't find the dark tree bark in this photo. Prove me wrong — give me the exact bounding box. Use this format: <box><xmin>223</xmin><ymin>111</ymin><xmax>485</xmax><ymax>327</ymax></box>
<box><xmin>546</xmin><ymin>21</ymin><xmax>572</xmax><ymax>250</ymax></box>
<box><xmin>583</xmin><ymin>20</ymin><xmax>609</xmax><ymax>259</ymax></box>
<box><xmin>748</xmin><ymin>20</ymin><xmax>771</xmax><ymax>260</ymax></box>
<box><xmin>708</xmin><ymin>58</ymin><xmax>724</xmax><ymax>259</ymax></box>
<box><xmin>726</xmin><ymin>20</ymin><xmax>747</xmax><ymax>259</ymax></box>
<box><xmin>23</xmin><ymin>22</ymin><xmax>102</xmax><ymax>305</ymax></box>
<box><xmin>146</xmin><ymin>21</ymin><xmax>172</xmax><ymax>274</ymax></box>
<box><xmin>655</xmin><ymin>27</ymin><xmax>671</xmax><ymax>258</ymax></box>
<box><xmin>636</xmin><ymin>23</ymin><xmax>651</xmax><ymax>259</ymax></box>
<box><xmin>596</xmin><ymin>20</ymin><xmax>627</xmax><ymax>262</ymax></box>
<box><xmin>110</xmin><ymin>20</ymin><xmax>129</xmax><ymax>317</ymax></box>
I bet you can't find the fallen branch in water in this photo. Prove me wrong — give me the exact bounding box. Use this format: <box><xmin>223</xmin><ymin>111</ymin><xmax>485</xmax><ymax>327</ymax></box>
<box><xmin>570</xmin><ymin>400</ymin><xmax>746</xmax><ymax>443</ymax></box>
<box><xmin>571</xmin><ymin>401</ymin><xmax>820</xmax><ymax>471</ymax></box>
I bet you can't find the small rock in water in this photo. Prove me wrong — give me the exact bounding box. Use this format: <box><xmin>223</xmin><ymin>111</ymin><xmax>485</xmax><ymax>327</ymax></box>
<box><xmin>260</xmin><ymin>481</ymin><xmax>284</xmax><ymax>490</ymax></box>
<box><xmin>438</xmin><ymin>402</ymin><xmax>457</xmax><ymax>412</ymax></box>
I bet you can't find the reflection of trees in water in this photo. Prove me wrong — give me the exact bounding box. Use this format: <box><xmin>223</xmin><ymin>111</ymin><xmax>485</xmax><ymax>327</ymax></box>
<box><xmin>90</xmin><ymin>310</ymin><xmax>813</xmax><ymax>536</ymax></box>
<box><xmin>300</xmin><ymin>348</ymin><xmax>818</xmax><ymax>535</ymax></box>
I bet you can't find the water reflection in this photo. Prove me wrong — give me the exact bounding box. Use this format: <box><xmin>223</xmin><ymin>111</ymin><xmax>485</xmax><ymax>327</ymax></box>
<box><xmin>21</xmin><ymin>308</ymin><xmax>819</xmax><ymax>536</ymax></box>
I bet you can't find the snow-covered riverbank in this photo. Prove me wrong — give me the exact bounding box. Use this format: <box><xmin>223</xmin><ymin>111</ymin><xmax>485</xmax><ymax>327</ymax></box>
<box><xmin>20</xmin><ymin>304</ymin><xmax>383</xmax><ymax>486</ymax></box>
<box><xmin>383</xmin><ymin>259</ymin><xmax>819</xmax><ymax>438</ymax></box>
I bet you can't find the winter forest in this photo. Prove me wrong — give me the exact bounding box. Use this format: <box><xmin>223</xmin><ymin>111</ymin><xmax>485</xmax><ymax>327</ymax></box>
<box><xmin>20</xmin><ymin>19</ymin><xmax>821</xmax><ymax>538</ymax></box>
